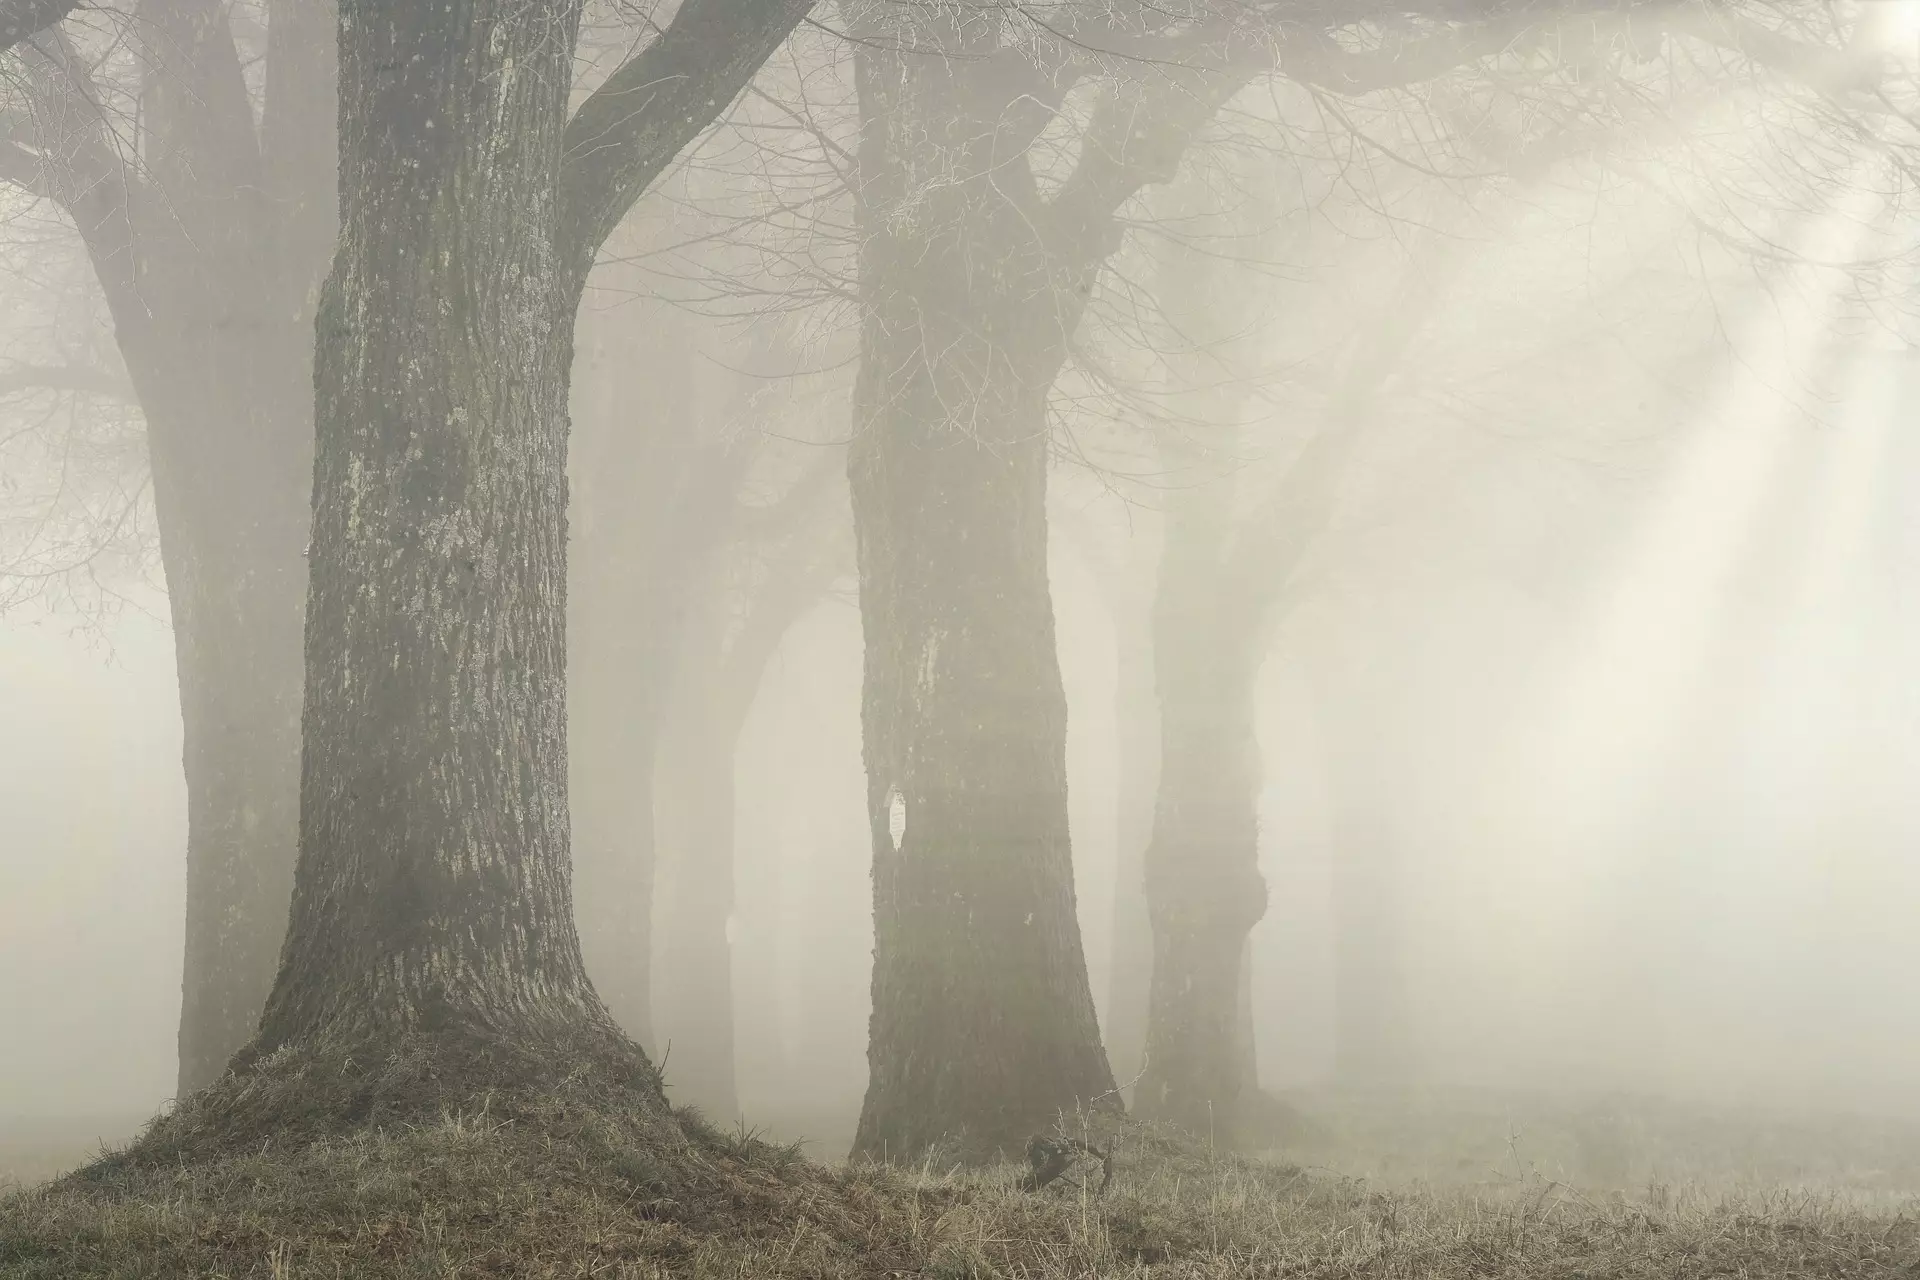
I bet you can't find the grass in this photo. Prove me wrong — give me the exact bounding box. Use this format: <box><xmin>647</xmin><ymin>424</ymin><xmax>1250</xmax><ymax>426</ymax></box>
<box><xmin>5</xmin><ymin>1073</ymin><xmax>1919</xmax><ymax>1278</ymax></box>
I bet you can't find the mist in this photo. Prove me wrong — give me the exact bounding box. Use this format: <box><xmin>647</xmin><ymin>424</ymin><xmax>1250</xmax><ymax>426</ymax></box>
<box><xmin>6</xmin><ymin>1</ymin><xmax>1920</xmax><ymax>1263</ymax></box>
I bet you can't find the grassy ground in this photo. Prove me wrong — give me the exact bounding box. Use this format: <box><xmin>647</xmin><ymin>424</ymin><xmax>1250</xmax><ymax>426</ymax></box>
<box><xmin>5</xmin><ymin>1080</ymin><xmax>1919</xmax><ymax>1277</ymax></box>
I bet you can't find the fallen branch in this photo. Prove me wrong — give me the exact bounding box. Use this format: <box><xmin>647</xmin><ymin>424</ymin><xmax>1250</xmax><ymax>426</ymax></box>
<box><xmin>1019</xmin><ymin>1135</ymin><xmax>1114</xmax><ymax>1195</ymax></box>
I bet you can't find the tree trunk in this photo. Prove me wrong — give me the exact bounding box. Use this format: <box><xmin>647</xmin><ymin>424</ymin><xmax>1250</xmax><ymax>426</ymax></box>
<box><xmin>847</xmin><ymin>354</ymin><xmax>1116</xmax><ymax>1158</ymax></box>
<box><xmin>1105</xmin><ymin>624</ymin><xmax>1159</xmax><ymax>1094</ymax></box>
<box><xmin>141</xmin><ymin>328</ymin><xmax>313</xmax><ymax>1095</ymax></box>
<box><xmin>1136</xmin><ymin>469</ymin><xmax>1268</xmax><ymax>1143</ymax></box>
<box><xmin>1136</xmin><ymin>648</ymin><xmax>1267</xmax><ymax>1142</ymax></box>
<box><xmin>843</xmin><ymin>13</ymin><xmax>1118</xmax><ymax>1155</ymax></box>
<box><xmin>22</xmin><ymin>0</ymin><xmax>339</xmax><ymax>1095</ymax></box>
<box><xmin>252</xmin><ymin>0</ymin><xmax>625</xmax><ymax>1062</ymax></box>
<box><xmin>843</xmin><ymin>323</ymin><xmax>1118</xmax><ymax>1159</ymax></box>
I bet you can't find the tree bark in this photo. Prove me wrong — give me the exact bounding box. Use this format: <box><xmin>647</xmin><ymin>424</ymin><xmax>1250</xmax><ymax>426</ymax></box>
<box><xmin>842</xmin><ymin>7</ymin><xmax>1121</xmax><ymax>1160</ymax></box>
<box><xmin>252</xmin><ymin>0</ymin><xmax>621</xmax><ymax>1056</ymax></box>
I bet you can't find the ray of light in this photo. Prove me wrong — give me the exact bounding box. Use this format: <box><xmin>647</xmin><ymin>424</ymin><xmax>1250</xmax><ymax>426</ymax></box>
<box><xmin>1431</xmin><ymin>174</ymin><xmax>1886</xmax><ymax>1085</ymax></box>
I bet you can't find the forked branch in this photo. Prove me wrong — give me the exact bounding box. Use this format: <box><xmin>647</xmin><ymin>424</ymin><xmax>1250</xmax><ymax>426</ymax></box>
<box><xmin>558</xmin><ymin>0</ymin><xmax>815</xmax><ymax>279</ymax></box>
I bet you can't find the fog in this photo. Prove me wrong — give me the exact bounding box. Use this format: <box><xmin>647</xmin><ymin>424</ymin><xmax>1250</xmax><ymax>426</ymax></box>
<box><xmin>5</xmin><ymin>0</ymin><xmax>1920</xmax><ymax>1196</ymax></box>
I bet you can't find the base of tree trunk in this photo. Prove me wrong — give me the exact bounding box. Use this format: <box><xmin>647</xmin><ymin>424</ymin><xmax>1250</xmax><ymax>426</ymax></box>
<box><xmin>99</xmin><ymin>1026</ymin><xmax>672</xmax><ymax>1174</ymax></box>
<box><xmin>16</xmin><ymin>1029</ymin><xmax>972</xmax><ymax>1276</ymax></box>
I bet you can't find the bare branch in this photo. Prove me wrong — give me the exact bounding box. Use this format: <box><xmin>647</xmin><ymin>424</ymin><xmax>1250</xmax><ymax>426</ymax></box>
<box><xmin>558</xmin><ymin>0</ymin><xmax>815</xmax><ymax>279</ymax></box>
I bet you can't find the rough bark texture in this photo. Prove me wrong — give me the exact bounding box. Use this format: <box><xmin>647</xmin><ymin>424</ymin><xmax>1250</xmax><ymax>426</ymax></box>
<box><xmin>253</xmin><ymin>0</ymin><xmax>618</xmax><ymax>1053</ymax></box>
<box><xmin>250</xmin><ymin>0</ymin><xmax>814</xmax><ymax>1067</ymax></box>
<box><xmin>7</xmin><ymin>0</ymin><xmax>813</xmax><ymax>1092</ymax></box>
<box><xmin>843</xmin><ymin>3</ymin><xmax>1137</xmax><ymax>1161</ymax></box>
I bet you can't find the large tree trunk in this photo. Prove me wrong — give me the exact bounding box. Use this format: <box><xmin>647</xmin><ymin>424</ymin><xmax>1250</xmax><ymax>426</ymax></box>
<box><xmin>95</xmin><ymin>0</ymin><xmax>339</xmax><ymax>1093</ymax></box>
<box><xmin>252</xmin><ymin>0</ymin><xmax>625</xmax><ymax>1061</ymax></box>
<box><xmin>144</xmin><ymin>329</ymin><xmax>313</xmax><ymax>1095</ymax></box>
<box><xmin>847</xmin><ymin>347</ymin><xmax>1116</xmax><ymax>1159</ymax></box>
<box><xmin>844</xmin><ymin>11</ymin><xmax>1118</xmax><ymax>1159</ymax></box>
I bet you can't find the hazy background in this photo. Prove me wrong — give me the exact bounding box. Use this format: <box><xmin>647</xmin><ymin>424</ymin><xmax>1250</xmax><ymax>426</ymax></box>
<box><xmin>8</xmin><ymin>344</ymin><xmax>1918</xmax><ymax>1143</ymax></box>
<box><xmin>9</xmin><ymin>18</ymin><xmax>1920</xmax><ymax>1174</ymax></box>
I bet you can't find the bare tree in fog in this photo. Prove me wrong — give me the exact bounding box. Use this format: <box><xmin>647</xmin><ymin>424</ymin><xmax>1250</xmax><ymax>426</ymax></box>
<box><xmin>840</xmin><ymin>0</ymin><xmax>1281</xmax><ymax>1163</ymax></box>
<box><xmin>1097</xmin><ymin>10</ymin><xmax>1909</xmax><ymax>1143</ymax></box>
<box><xmin>754</xmin><ymin>0</ymin><xmax>1906</xmax><ymax>1160</ymax></box>
<box><xmin>0</xmin><ymin>0</ymin><xmax>336</xmax><ymax>1094</ymax></box>
<box><xmin>234</xmin><ymin>0</ymin><xmax>807</xmax><ymax>1092</ymax></box>
<box><xmin>0</xmin><ymin>238</ymin><xmax>151</xmax><ymax>615</ymax></box>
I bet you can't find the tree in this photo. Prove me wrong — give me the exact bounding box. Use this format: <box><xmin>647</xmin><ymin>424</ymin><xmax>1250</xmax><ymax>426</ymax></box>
<box><xmin>1</xmin><ymin>0</ymin><xmax>338</xmax><ymax>1093</ymax></box>
<box><xmin>832</xmin><ymin>0</ymin><xmax>1682</xmax><ymax>1158</ymax></box>
<box><xmin>1121</xmin><ymin>7</ymin><xmax>1913</xmax><ymax>1137</ymax></box>
<box><xmin>233</xmin><ymin>0</ymin><xmax>808</xmax><ymax>1089</ymax></box>
<box><xmin>839</xmin><ymin>0</ymin><xmax>1283</xmax><ymax>1162</ymax></box>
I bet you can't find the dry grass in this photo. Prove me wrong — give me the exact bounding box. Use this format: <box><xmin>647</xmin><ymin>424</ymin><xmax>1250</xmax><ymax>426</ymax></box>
<box><xmin>5</xmin><ymin>1076</ymin><xmax>1920</xmax><ymax>1278</ymax></box>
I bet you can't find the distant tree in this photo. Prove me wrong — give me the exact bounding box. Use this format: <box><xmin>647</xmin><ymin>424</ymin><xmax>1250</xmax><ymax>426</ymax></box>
<box><xmin>0</xmin><ymin>0</ymin><xmax>337</xmax><ymax>1094</ymax></box>
<box><xmin>1119</xmin><ymin>18</ymin><xmax>1911</xmax><ymax>1137</ymax></box>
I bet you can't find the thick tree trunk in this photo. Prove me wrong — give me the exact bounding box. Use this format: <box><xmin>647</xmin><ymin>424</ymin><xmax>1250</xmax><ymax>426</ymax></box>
<box><xmin>109</xmin><ymin>234</ymin><xmax>314</xmax><ymax>1098</ymax></box>
<box><xmin>140</xmin><ymin>329</ymin><xmax>312</xmax><ymax>1094</ymax></box>
<box><xmin>85</xmin><ymin>0</ymin><xmax>338</xmax><ymax>1094</ymax></box>
<box><xmin>847</xmin><ymin>369</ymin><xmax>1116</xmax><ymax>1158</ymax></box>
<box><xmin>844</xmin><ymin>7</ymin><xmax>1119</xmax><ymax>1160</ymax></box>
<box><xmin>846</xmin><ymin>320</ymin><xmax>1116</xmax><ymax>1158</ymax></box>
<box><xmin>1105</xmin><ymin>625</ymin><xmax>1159</xmax><ymax>1093</ymax></box>
<box><xmin>253</xmin><ymin>0</ymin><xmax>625</xmax><ymax>1061</ymax></box>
